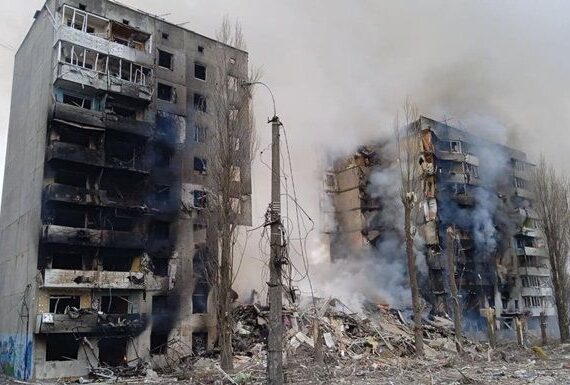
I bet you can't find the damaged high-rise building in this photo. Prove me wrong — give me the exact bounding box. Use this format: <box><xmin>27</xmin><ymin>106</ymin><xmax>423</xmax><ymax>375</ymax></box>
<box><xmin>0</xmin><ymin>0</ymin><xmax>251</xmax><ymax>380</ymax></box>
<box><xmin>323</xmin><ymin>116</ymin><xmax>555</xmax><ymax>334</ymax></box>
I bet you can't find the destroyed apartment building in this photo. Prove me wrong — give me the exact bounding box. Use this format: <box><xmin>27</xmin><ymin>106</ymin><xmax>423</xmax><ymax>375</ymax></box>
<box><xmin>0</xmin><ymin>0</ymin><xmax>251</xmax><ymax>380</ymax></box>
<box><xmin>322</xmin><ymin>116</ymin><xmax>555</xmax><ymax>334</ymax></box>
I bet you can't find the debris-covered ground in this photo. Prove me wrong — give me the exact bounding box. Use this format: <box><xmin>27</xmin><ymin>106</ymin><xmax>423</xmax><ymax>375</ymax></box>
<box><xmin>4</xmin><ymin>298</ymin><xmax>570</xmax><ymax>384</ymax></box>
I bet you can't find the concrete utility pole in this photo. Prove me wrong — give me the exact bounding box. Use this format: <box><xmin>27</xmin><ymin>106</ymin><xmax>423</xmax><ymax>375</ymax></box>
<box><xmin>267</xmin><ymin>115</ymin><xmax>284</xmax><ymax>385</ymax></box>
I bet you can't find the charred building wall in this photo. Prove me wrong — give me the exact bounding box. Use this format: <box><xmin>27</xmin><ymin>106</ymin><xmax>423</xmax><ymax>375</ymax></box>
<box><xmin>323</xmin><ymin>116</ymin><xmax>555</xmax><ymax>332</ymax></box>
<box><xmin>0</xmin><ymin>0</ymin><xmax>251</xmax><ymax>380</ymax></box>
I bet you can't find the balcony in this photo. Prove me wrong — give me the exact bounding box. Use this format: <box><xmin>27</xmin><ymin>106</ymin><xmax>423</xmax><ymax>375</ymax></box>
<box><xmin>54</xmin><ymin>62</ymin><xmax>153</xmax><ymax>102</ymax></box>
<box><xmin>42</xmin><ymin>225</ymin><xmax>146</xmax><ymax>249</ymax></box>
<box><xmin>53</xmin><ymin>102</ymin><xmax>105</xmax><ymax>128</ymax></box>
<box><xmin>35</xmin><ymin>312</ymin><xmax>146</xmax><ymax>334</ymax></box>
<box><xmin>522</xmin><ymin>287</ymin><xmax>553</xmax><ymax>297</ymax></box>
<box><xmin>44</xmin><ymin>183</ymin><xmax>146</xmax><ymax>211</ymax></box>
<box><xmin>435</xmin><ymin>150</ymin><xmax>465</xmax><ymax>162</ymax></box>
<box><xmin>41</xmin><ymin>269</ymin><xmax>169</xmax><ymax>290</ymax></box>
<box><xmin>56</xmin><ymin>7</ymin><xmax>153</xmax><ymax>67</ymax></box>
<box><xmin>514</xmin><ymin>187</ymin><xmax>534</xmax><ymax>200</ymax></box>
<box><xmin>47</xmin><ymin>142</ymin><xmax>103</xmax><ymax>167</ymax></box>
<box><xmin>454</xmin><ymin>194</ymin><xmax>475</xmax><ymax>206</ymax></box>
<box><xmin>518</xmin><ymin>266</ymin><xmax>550</xmax><ymax>277</ymax></box>
<box><xmin>524</xmin><ymin>246</ymin><xmax>548</xmax><ymax>258</ymax></box>
<box><xmin>105</xmin><ymin>116</ymin><xmax>153</xmax><ymax>138</ymax></box>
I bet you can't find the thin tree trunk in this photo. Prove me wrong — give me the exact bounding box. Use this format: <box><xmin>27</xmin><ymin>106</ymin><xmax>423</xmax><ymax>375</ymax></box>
<box><xmin>405</xmin><ymin>204</ymin><xmax>424</xmax><ymax>356</ymax></box>
<box><xmin>550</xmin><ymin>256</ymin><xmax>569</xmax><ymax>342</ymax></box>
<box><xmin>218</xmin><ymin>225</ymin><xmax>233</xmax><ymax>370</ymax></box>
<box><xmin>446</xmin><ymin>227</ymin><xmax>463</xmax><ymax>354</ymax></box>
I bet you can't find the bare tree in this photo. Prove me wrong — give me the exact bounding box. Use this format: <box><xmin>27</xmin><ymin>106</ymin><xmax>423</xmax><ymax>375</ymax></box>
<box><xmin>394</xmin><ymin>101</ymin><xmax>424</xmax><ymax>356</ymax></box>
<box><xmin>531</xmin><ymin>156</ymin><xmax>570</xmax><ymax>342</ymax></box>
<box><xmin>192</xmin><ymin>17</ymin><xmax>259</xmax><ymax>370</ymax></box>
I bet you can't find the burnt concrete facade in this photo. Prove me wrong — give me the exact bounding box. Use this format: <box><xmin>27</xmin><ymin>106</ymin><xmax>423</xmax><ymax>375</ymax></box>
<box><xmin>323</xmin><ymin>117</ymin><xmax>555</xmax><ymax>334</ymax></box>
<box><xmin>0</xmin><ymin>0</ymin><xmax>251</xmax><ymax>379</ymax></box>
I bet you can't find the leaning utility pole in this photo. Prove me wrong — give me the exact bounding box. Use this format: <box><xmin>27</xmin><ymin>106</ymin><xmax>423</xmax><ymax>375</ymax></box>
<box><xmin>267</xmin><ymin>115</ymin><xmax>284</xmax><ymax>385</ymax></box>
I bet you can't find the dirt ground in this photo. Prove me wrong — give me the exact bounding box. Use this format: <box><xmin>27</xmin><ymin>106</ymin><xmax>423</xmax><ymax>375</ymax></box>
<box><xmin>4</xmin><ymin>343</ymin><xmax>570</xmax><ymax>385</ymax></box>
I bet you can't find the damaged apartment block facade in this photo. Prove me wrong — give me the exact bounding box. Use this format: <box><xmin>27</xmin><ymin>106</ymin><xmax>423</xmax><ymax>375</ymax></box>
<box><xmin>323</xmin><ymin>116</ymin><xmax>555</xmax><ymax>335</ymax></box>
<box><xmin>0</xmin><ymin>0</ymin><xmax>251</xmax><ymax>380</ymax></box>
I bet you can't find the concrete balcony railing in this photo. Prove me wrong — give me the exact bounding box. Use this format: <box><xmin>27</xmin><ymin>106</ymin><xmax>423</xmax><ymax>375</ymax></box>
<box><xmin>35</xmin><ymin>312</ymin><xmax>147</xmax><ymax>334</ymax></box>
<box><xmin>47</xmin><ymin>141</ymin><xmax>104</xmax><ymax>166</ymax></box>
<box><xmin>522</xmin><ymin>287</ymin><xmax>553</xmax><ymax>297</ymax></box>
<box><xmin>41</xmin><ymin>268</ymin><xmax>168</xmax><ymax>290</ymax></box>
<box><xmin>105</xmin><ymin>116</ymin><xmax>153</xmax><ymax>138</ymax></box>
<box><xmin>42</xmin><ymin>225</ymin><xmax>146</xmax><ymax>249</ymax></box>
<box><xmin>435</xmin><ymin>150</ymin><xmax>465</xmax><ymax>162</ymax></box>
<box><xmin>518</xmin><ymin>266</ymin><xmax>551</xmax><ymax>277</ymax></box>
<box><xmin>44</xmin><ymin>183</ymin><xmax>146</xmax><ymax>211</ymax></box>
<box><xmin>524</xmin><ymin>246</ymin><xmax>548</xmax><ymax>258</ymax></box>
<box><xmin>56</xmin><ymin>25</ymin><xmax>153</xmax><ymax>67</ymax></box>
<box><xmin>54</xmin><ymin>63</ymin><xmax>153</xmax><ymax>102</ymax></box>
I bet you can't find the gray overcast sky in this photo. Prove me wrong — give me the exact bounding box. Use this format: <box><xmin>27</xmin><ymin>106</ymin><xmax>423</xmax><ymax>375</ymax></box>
<box><xmin>1</xmin><ymin>1</ymin><xmax>570</xmax><ymax>291</ymax></box>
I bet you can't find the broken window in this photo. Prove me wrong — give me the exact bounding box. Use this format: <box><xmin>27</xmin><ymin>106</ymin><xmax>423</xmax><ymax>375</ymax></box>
<box><xmin>194</xmin><ymin>157</ymin><xmax>207</xmax><ymax>174</ymax></box>
<box><xmin>157</xmin><ymin>83</ymin><xmax>175</xmax><ymax>102</ymax></box>
<box><xmin>155</xmin><ymin>147</ymin><xmax>172</xmax><ymax>167</ymax></box>
<box><xmin>54</xmin><ymin>168</ymin><xmax>87</xmax><ymax>188</ymax></box>
<box><xmin>193</xmin><ymin>93</ymin><xmax>207</xmax><ymax>112</ymax></box>
<box><xmin>63</xmin><ymin>93</ymin><xmax>92</xmax><ymax>110</ymax></box>
<box><xmin>198</xmin><ymin>46</ymin><xmax>204</xmax><ymax>53</ymax></box>
<box><xmin>158</xmin><ymin>50</ymin><xmax>173</xmax><ymax>69</ymax></box>
<box><xmin>49</xmin><ymin>296</ymin><xmax>80</xmax><ymax>314</ymax></box>
<box><xmin>150</xmin><ymin>295</ymin><xmax>169</xmax><ymax>355</ymax></box>
<box><xmin>324</xmin><ymin>173</ymin><xmax>337</xmax><ymax>191</ymax></box>
<box><xmin>192</xmin><ymin>281</ymin><xmax>209</xmax><ymax>313</ymax></box>
<box><xmin>152</xmin><ymin>258</ymin><xmax>169</xmax><ymax>277</ymax></box>
<box><xmin>194</xmin><ymin>124</ymin><xmax>207</xmax><ymax>143</ymax></box>
<box><xmin>153</xmin><ymin>221</ymin><xmax>170</xmax><ymax>239</ymax></box>
<box><xmin>62</xmin><ymin>5</ymin><xmax>108</xmax><ymax>36</ymax></box>
<box><xmin>99</xmin><ymin>337</ymin><xmax>127</xmax><ymax>366</ymax></box>
<box><xmin>150</xmin><ymin>331</ymin><xmax>168</xmax><ymax>355</ymax></box>
<box><xmin>154</xmin><ymin>185</ymin><xmax>171</xmax><ymax>202</ymax></box>
<box><xmin>194</xmin><ymin>63</ymin><xmax>206</xmax><ymax>80</ymax></box>
<box><xmin>46</xmin><ymin>335</ymin><xmax>79</xmax><ymax>361</ymax></box>
<box><xmin>100</xmin><ymin>295</ymin><xmax>130</xmax><ymax>314</ymax></box>
<box><xmin>466</xmin><ymin>163</ymin><xmax>479</xmax><ymax>178</ymax></box>
<box><xmin>53</xmin><ymin>207</ymin><xmax>85</xmax><ymax>228</ymax></box>
<box><xmin>51</xmin><ymin>252</ymin><xmax>83</xmax><ymax>270</ymax></box>
<box><xmin>162</xmin><ymin>32</ymin><xmax>169</xmax><ymax>40</ymax></box>
<box><xmin>193</xmin><ymin>190</ymin><xmax>207</xmax><ymax>208</ymax></box>
<box><xmin>514</xmin><ymin>177</ymin><xmax>528</xmax><ymax>189</ymax></box>
<box><xmin>450</xmin><ymin>140</ymin><xmax>461</xmax><ymax>153</ymax></box>
<box><xmin>192</xmin><ymin>332</ymin><xmax>208</xmax><ymax>355</ymax></box>
<box><xmin>101</xmin><ymin>251</ymin><xmax>133</xmax><ymax>272</ymax></box>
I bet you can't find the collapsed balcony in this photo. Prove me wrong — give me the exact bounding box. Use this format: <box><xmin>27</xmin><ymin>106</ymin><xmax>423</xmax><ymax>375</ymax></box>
<box><xmin>43</xmin><ymin>183</ymin><xmax>146</xmax><ymax>212</ymax></box>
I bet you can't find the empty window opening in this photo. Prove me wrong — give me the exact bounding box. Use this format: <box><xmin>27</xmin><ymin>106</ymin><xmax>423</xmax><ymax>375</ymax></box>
<box><xmin>62</xmin><ymin>5</ymin><xmax>108</xmax><ymax>36</ymax></box>
<box><xmin>100</xmin><ymin>295</ymin><xmax>130</xmax><ymax>314</ymax></box>
<box><xmin>99</xmin><ymin>337</ymin><xmax>127</xmax><ymax>366</ymax></box>
<box><xmin>192</xmin><ymin>281</ymin><xmax>209</xmax><ymax>313</ymax></box>
<box><xmin>108</xmin><ymin>105</ymin><xmax>137</xmax><ymax>119</ymax></box>
<box><xmin>162</xmin><ymin>32</ymin><xmax>169</xmax><ymax>40</ymax></box>
<box><xmin>152</xmin><ymin>295</ymin><xmax>168</xmax><ymax>315</ymax></box>
<box><xmin>56</xmin><ymin>127</ymin><xmax>93</xmax><ymax>148</ymax></box>
<box><xmin>154</xmin><ymin>185</ymin><xmax>170</xmax><ymax>202</ymax></box>
<box><xmin>122</xmin><ymin>19</ymin><xmax>130</xmax><ymax>25</ymax></box>
<box><xmin>152</xmin><ymin>258</ymin><xmax>169</xmax><ymax>277</ymax></box>
<box><xmin>51</xmin><ymin>252</ymin><xmax>83</xmax><ymax>270</ymax></box>
<box><xmin>154</xmin><ymin>147</ymin><xmax>171</xmax><ymax>167</ymax></box>
<box><xmin>46</xmin><ymin>335</ymin><xmax>79</xmax><ymax>361</ymax></box>
<box><xmin>194</xmin><ymin>157</ymin><xmax>207</xmax><ymax>174</ymax></box>
<box><xmin>54</xmin><ymin>169</ymin><xmax>87</xmax><ymax>188</ymax></box>
<box><xmin>53</xmin><ymin>207</ymin><xmax>85</xmax><ymax>228</ymax></box>
<box><xmin>197</xmin><ymin>46</ymin><xmax>204</xmax><ymax>53</ymax></box>
<box><xmin>101</xmin><ymin>253</ymin><xmax>133</xmax><ymax>272</ymax></box>
<box><xmin>194</xmin><ymin>125</ymin><xmax>207</xmax><ymax>142</ymax></box>
<box><xmin>450</xmin><ymin>140</ymin><xmax>461</xmax><ymax>153</ymax></box>
<box><xmin>49</xmin><ymin>296</ymin><xmax>80</xmax><ymax>314</ymax></box>
<box><xmin>63</xmin><ymin>94</ymin><xmax>92</xmax><ymax>110</ymax></box>
<box><xmin>193</xmin><ymin>190</ymin><xmax>207</xmax><ymax>208</ymax></box>
<box><xmin>153</xmin><ymin>221</ymin><xmax>170</xmax><ymax>240</ymax></box>
<box><xmin>192</xmin><ymin>332</ymin><xmax>208</xmax><ymax>355</ymax></box>
<box><xmin>193</xmin><ymin>93</ymin><xmax>207</xmax><ymax>112</ymax></box>
<box><xmin>194</xmin><ymin>63</ymin><xmax>206</xmax><ymax>80</ymax></box>
<box><xmin>158</xmin><ymin>50</ymin><xmax>173</xmax><ymax>69</ymax></box>
<box><xmin>157</xmin><ymin>83</ymin><xmax>175</xmax><ymax>102</ymax></box>
<box><xmin>150</xmin><ymin>331</ymin><xmax>168</xmax><ymax>355</ymax></box>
